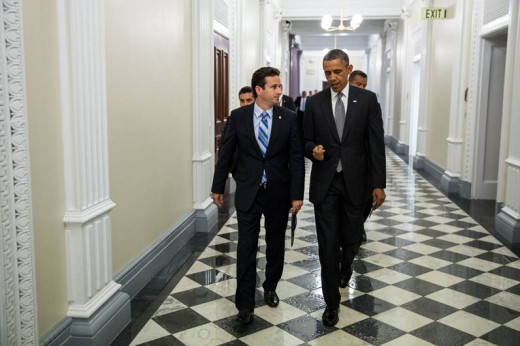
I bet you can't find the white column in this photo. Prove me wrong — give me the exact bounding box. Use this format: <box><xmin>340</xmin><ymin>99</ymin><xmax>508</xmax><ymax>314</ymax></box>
<box><xmin>259</xmin><ymin>0</ymin><xmax>268</xmax><ymax>65</ymax></box>
<box><xmin>415</xmin><ymin>2</ymin><xmax>433</xmax><ymax>165</ymax></box>
<box><xmin>442</xmin><ymin>0</ymin><xmax>472</xmax><ymax>193</ymax></box>
<box><xmin>397</xmin><ymin>17</ymin><xmax>412</xmax><ymax>154</ymax></box>
<box><xmin>229</xmin><ymin>0</ymin><xmax>240</xmax><ymax>111</ymax></box>
<box><xmin>383</xmin><ymin>20</ymin><xmax>398</xmax><ymax>138</ymax></box>
<box><xmin>281</xmin><ymin>20</ymin><xmax>291</xmax><ymax>91</ymax></box>
<box><xmin>192</xmin><ymin>0</ymin><xmax>217</xmax><ymax>231</ymax></box>
<box><xmin>0</xmin><ymin>0</ymin><xmax>38</xmax><ymax>343</ymax></box>
<box><xmin>496</xmin><ymin>0</ymin><xmax>520</xmax><ymax>242</ymax></box>
<box><xmin>57</xmin><ymin>0</ymin><xmax>119</xmax><ymax>318</ymax></box>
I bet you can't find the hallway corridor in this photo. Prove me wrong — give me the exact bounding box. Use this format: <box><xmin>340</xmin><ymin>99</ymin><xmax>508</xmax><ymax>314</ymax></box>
<box><xmin>124</xmin><ymin>150</ymin><xmax>520</xmax><ymax>345</ymax></box>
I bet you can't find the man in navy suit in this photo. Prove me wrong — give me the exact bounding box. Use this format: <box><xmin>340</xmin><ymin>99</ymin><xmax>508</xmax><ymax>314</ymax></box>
<box><xmin>303</xmin><ymin>49</ymin><xmax>386</xmax><ymax>326</ymax></box>
<box><xmin>277</xmin><ymin>85</ymin><xmax>296</xmax><ymax>111</ymax></box>
<box><xmin>212</xmin><ymin>67</ymin><xmax>304</xmax><ymax>324</ymax></box>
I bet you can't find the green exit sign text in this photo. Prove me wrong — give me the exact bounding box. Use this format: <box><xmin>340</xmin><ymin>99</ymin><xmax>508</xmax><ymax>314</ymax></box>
<box><xmin>422</xmin><ymin>8</ymin><xmax>447</xmax><ymax>19</ymax></box>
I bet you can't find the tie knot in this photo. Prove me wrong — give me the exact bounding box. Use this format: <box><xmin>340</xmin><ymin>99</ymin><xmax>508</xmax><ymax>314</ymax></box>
<box><xmin>262</xmin><ymin>111</ymin><xmax>269</xmax><ymax>120</ymax></box>
<box><xmin>337</xmin><ymin>92</ymin><xmax>344</xmax><ymax>100</ymax></box>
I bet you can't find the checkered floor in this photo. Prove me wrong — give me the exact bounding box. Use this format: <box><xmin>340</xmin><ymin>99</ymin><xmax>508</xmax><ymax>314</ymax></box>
<box><xmin>129</xmin><ymin>150</ymin><xmax>520</xmax><ymax>346</ymax></box>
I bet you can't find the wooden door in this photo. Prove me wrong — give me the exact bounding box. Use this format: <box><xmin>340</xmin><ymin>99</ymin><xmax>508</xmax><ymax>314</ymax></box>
<box><xmin>214</xmin><ymin>33</ymin><xmax>229</xmax><ymax>163</ymax></box>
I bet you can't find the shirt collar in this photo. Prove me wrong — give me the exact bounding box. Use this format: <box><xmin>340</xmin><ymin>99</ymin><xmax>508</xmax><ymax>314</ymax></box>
<box><xmin>330</xmin><ymin>85</ymin><xmax>349</xmax><ymax>102</ymax></box>
<box><xmin>254</xmin><ymin>103</ymin><xmax>273</xmax><ymax>119</ymax></box>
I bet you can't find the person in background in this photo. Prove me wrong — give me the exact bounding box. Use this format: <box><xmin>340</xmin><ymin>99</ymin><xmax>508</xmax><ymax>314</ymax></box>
<box><xmin>349</xmin><ymin>70</ymin><xmax>368</xmax><ymax>89</ymax></box>
<box><xmin>303</xmin><ymin>49</ymin><xmax>386</xmax><ymax>327</ymax></box>
<box><xmin>211</xmin><ymin>67</ymin><xmax>304</xmax><ymax>325</ymax></box>
<box><xmin>239</xmin><ymin>86</ymin><xmax>255</xmax><ymax>106</ymax></box>
<box><xmin>294</xmin><ymin>90</ymin><xmax>307</xmax><ymax>135</ymax></box>
<box><xmin>277</xmin><ymin>84</ymin><xmax>296</xmax><ymax>111</ymax></box>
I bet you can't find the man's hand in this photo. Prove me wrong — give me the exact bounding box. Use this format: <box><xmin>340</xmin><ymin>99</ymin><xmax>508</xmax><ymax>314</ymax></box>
<box><xmin>313</xmin><ymin>145</ymin><xmax>325</xmax><ymax>161</ymax></box>
<box><xmin>212</xmin><ymin>193</ymin><xmax>224</xmax><ymax>207</ymax></box>
<box><xmin>291</xmin><ymin>200</ymin><xmax>303</xmax><ymax>214</ymax></box>
<box><xmin>372</xmin><ymin>188</ymin><xmax>386</xmax><ymax>210</ymax></box>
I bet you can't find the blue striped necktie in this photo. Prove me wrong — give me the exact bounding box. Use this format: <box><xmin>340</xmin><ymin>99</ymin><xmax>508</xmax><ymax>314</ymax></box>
<box><xmin>258</xmin><ymin>111</ymin><xmax>269</xmax><ymax>184</ymax></box>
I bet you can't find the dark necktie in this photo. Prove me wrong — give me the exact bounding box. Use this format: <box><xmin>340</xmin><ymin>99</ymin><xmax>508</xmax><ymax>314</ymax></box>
<box><xmin>258</xmin><ymin>111</ymin><xmax>269</xmax><ymax>184</ymax></box>
<box><xmin>335</xmin><ymin>92</ymin><xmax>345</xmax><ymax>172</ymax></box>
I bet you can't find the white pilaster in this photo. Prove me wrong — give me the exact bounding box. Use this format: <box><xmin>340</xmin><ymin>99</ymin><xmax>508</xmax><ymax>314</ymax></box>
<box><xmin>383</xmin><ymin>20</ymin><xmax>398</xmax><ymax>137</ymax></box>
<box><xmin>281</xmin><ymin>20</ymin><xmax>291</xmax><ymax>91</ymax></box>
<box><xmin>57</xmin><ymin>0</ymin><xmax>119</xmax><ymax>318</ymax></box>
<box><xmin>464</xmin><ymin>0</ymin><xmax>484</xmax><ymax>182</ymax></box>
<box><xmin>416</xmin><ymin>0</ymin><xmax>432</xmax><ymax>159</ymax></box>
<box><xmin>398</xmin><ymin>15</ymin><xmax>412</xmax><ymax>148</ymax></box>
<box><xmin>192</xmin><ymin>0</ymin><xmax>216</xmax><ymax>217</ymax></box>
<box><xmin>445</xmin><ymin>0</ymin><xmax>472</xmax><ymax>180</ymax></box>
<box><xmin>0</xmin><ymin>0</ymin><xmax>38</xmax><ymax>343</ymax></box>
<box><xmin>259</xmin><ymin>0</ymin><xmax>268</xmax><ymax>64</ymax></box>
<box><xmin>498</xmin><ymin>0</ymin><xmax>520</xmax><ymax>215</ymax></box>
<box><xmin>229</xmin><ymin>0</ymin><xmax>239</xmax><ymax>111</ymax></box>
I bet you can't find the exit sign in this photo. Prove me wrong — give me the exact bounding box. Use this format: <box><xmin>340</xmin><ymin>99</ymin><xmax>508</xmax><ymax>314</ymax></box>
<box><xmin>422</xmin><ymin>8</ymin><xmax>447</xmax><ymax>19</ymax></box>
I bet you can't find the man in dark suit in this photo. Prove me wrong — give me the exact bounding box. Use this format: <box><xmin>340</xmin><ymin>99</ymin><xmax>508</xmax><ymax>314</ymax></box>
<box><xmin>294</xmin><ymin>90</ymin><xmax>308</xmax><ymax>133</ymax></box>
<box><xmin>303</xmin><ymin>49</ymin><xmax>386</xmax><ymax>326</ymax></box>
<box><xmin>337</xmin><ymin>69</ymin><xmax>370</xmax><ymax>272</ymax></box>
<box><xmin>278</xmin><ymin>88</ymin><xmax>296</xmax><ymax>111</ymax></box>
<box><xmin>212</xmin><ymin>67</ymin><xmax>305</xmax><ymax>325</ymax></box>
<box><xmin>349</xmin><ymin>70</ymin><xmax>368</xmax><ymax>89</ymax></box>
<box><xmin>238</xmin><ymin>86</ymin><xmax>254</xmax><ymax>106</ymax></box>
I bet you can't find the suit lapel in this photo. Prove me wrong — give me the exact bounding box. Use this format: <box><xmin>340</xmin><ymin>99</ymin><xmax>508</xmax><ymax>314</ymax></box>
<box><xmin>342</xmin><ymin>85</ymin><xmax>358</xmax><ymax>142</ymax></box>
<box><xmin>266</xmin><ymin>106</ymin><xmax>282</xmax><ymax>156</ymax></box>
<box><xmin>246</xmin><ymin>105</ymin><xmax>264</xmax><ymax>157</ymax></box>
<box><xmin>321</xmin><ymin>88</ymin><xmax>341</xmax><ymax>143</ymax></box>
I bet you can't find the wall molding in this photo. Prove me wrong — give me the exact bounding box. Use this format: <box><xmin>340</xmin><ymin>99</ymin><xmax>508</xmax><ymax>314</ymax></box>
<box><xmin>41</xmin><ymin>211</ymin><xmax>197</xmax><ymax>345</ymax></box>
<box><xmin>0</xmin><ymin>0</ymin><xmax>38</xmax><ymax>344</ymax></box>
<box><xmin>496</xmin><ymin>207</ymin><xmax>520</xmax><ymax>250</ymax></box>
<box><xmin>114</xmin><ymin>210</ymin><xmax>196</xmax><ymax>298</ymax></box>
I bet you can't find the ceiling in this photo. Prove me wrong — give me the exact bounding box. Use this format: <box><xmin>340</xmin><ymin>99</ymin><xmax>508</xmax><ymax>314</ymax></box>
<box><xmin>279</xmin><ymin>0</ymin><xmax>405</xmax><ymax>51</ymax></box>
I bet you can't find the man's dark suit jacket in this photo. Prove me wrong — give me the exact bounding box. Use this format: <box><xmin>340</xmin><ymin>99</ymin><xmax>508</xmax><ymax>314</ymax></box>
<box><xmin>303</xmin><ymin>86</ymin><xmax>385</xmax><ymax>206</ymax></box>
<box><xmin>294</xmin><ymin>96</ymin><xmax>303</xmax><ymax>109</ymax></box>
<box><xmin>280</xmin><ymin>95</ymin><xmax>296</xmax><ymax>111</ymax></box>
<box><xmin>212</xmin><ymin>104</ymin><xmax>305</xmax><ymax>212</ymax></box>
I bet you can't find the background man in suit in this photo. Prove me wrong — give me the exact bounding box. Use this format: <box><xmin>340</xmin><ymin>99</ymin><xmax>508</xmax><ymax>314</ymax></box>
<box><xmin>303</xmin><ymin>49</ymin><xmax>386</xmax><ymax>326</ymax></box>
<box><xmin>349</xmin><ymin>70</ymin><xmax>368</xmax><ymax>89</ymax></box>
<box><xmin>222</xmin><ymin>86</ymin><xmax>255</xmax><ymax>175</ymax></box>
<box><xmin>212</xmin><ymin>67</ymin><xmax>304</xmax><ymax>325</ymax></box>
<box><xmin>277</xmin><ymin>85</ymin><xmax>296</xmax><ymax>111</ymax></box>
<box><xmin>294</xmin><ymin>90</ymin><xmax>307</xmax><ymax>134</ymax></box>
<box><xmin>238</xmin><ymin>86</ymin><xmax>255</xmax><ymax>106</ymax></box>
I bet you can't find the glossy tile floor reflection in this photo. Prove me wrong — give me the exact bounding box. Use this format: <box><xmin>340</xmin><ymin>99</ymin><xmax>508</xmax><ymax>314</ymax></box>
<box><xmin>128</xmin><ymin>150</ymin><xmax>520</xmax><ymax>345</ymax></box>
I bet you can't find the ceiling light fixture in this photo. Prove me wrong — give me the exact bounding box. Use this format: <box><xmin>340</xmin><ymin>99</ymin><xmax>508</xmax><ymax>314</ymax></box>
<box><xmin>321</xmin><ymin>2</ymin><xmax>363</xmax><ymax>32</ymax></box>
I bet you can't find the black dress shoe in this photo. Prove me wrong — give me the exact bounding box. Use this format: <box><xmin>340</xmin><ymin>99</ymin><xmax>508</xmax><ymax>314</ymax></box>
<box><xmin>264</xmin><ymin>290</ymin><xmax>280</xmax><ymax>307</ymax></box>
<box><xmin>322</xmin><ymin>306</ymin><xmax>339</xmax><ymax>326</ymax></box>
<box><xmin>339</xmin><ymin>269</ymin><xmax>352</xmax><ymax>288</ymax></box>
<box><xmin>235</xmin><ymin>309</ymin><xmax>254</xmax><ymax>324</ymax></box>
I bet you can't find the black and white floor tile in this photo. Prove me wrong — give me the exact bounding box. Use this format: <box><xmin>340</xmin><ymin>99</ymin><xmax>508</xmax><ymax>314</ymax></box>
<box><xmin>129</xmin><ymin>151</ymin><xmax>520</xmax><ymax>345</ymax></box>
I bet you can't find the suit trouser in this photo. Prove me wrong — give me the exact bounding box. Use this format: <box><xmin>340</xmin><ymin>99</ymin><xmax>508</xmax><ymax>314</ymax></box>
<box><xmin>314</xmin><ymin>172</ymin><xmax>364</xmax><ymax>308</ymax></box>
<box><xmin>235</xmin><ymin>187</ymin><xmax>289</xmax><ymax>311</ymax></box>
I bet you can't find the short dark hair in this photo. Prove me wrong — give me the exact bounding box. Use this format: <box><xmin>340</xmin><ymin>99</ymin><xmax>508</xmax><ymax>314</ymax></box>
<box><xmin>323</xmin><ymin>49</ymin><xmax>350</xmax><ymax>67</ymax></box>
<box><xmin>251</xmin><ymin>67</ymin><xmax>280</xmax><ymax>98</ymax></box>
<box><xmin>238</xmin><ymin>86</ymin><xmax>253</xmax><ymax>97</ymax></box>
<box><xmin>349</xmin><ymin>70</ymin><xmax>367</xmax><ymax>81</ymax></box>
